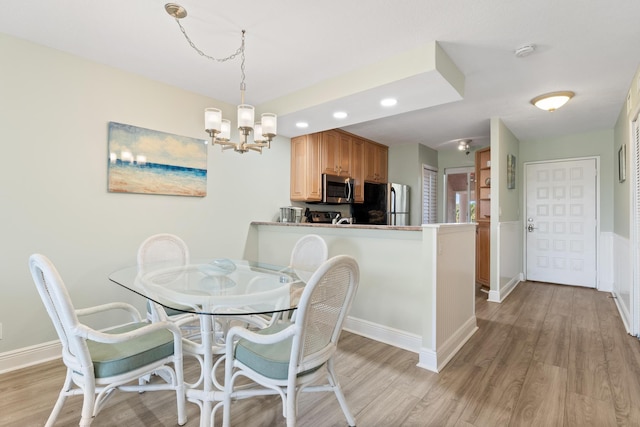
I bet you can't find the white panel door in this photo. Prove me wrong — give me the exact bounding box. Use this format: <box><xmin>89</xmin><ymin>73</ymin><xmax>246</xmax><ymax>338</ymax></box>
<box><xmin>525</xmin><ymin>159</ymin><xmax>597</xmax><ymax>287</ymax></box>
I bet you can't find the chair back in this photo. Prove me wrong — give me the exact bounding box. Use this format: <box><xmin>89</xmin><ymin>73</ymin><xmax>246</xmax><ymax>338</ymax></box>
<box><xmin>289</xmin><ymin>234</ymin><xmax>328</xmax><ymax>282</ymax></box>
<box><xmin>29</xmin><ymin>254</ymin><xmax>92</xmax><ymax>375</ymax></box>
<box><xmin>137</xmin><ymin>233</ymin><xmax>190</xmax><ymax>276</ymax></box>
<box><xmin>138</xmin><ymin>233</ymin><xmax>192</xmax><ymax>318</ymax></box>
<box><xmin>291</xmin><ymin>255</ymin><xmax>359</xmax><ymax>375</ymax></box>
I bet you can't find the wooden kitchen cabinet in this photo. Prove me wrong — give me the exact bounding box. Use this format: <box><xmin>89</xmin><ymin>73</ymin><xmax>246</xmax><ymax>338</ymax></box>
<box><xmin>290</xmin><ymin>129</ymin><xmax>386</xmax><ymax>203</ymax></box>
<box><xmin>290</xmin><ymin>133</ymin><xmax>322</xmax><ymax>202</ymax></box>
<box><xmin>475</xmin><ymin>146</ymin><xmax>490</xmax><ymax>287</ymax></box>
<box><xmin>321</xmin><ymin>130</ymin><xmax>351</xmax><ymax>177</ymax></box>
<box><xmin>364</xmin><ymin>140</ymin><xmax>388</xmax><ymax>183</ymax></box>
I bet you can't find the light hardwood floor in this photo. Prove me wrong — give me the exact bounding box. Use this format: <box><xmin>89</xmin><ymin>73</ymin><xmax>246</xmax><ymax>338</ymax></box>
<box><xmin>2</xmin><ymin>281</ymin><xmax>640</xmax><ymax>426</ymax></box>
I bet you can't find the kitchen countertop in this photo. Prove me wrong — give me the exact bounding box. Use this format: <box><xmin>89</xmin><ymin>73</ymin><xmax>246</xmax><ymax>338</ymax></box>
<box><xmin>251</xmin><ymin>221</ymin><xmax>422</xmax><ymax>231</ymax></box>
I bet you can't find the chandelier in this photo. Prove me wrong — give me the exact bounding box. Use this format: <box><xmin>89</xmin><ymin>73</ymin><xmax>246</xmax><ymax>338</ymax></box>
<box><xmin>165</xmin><ymin>3</ymin><xmax>277</xmax><ymax>154</ymax></box>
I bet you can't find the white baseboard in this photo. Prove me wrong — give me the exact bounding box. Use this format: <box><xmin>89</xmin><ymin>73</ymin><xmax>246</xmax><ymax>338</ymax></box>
<box><xmin>0</xmin><ymin>340</ymin><xmax>61</xmax><ymax>375</ymax></box>
<box><xmin>488</xmin><ymin>273</ymin><xmax>523</xmax><ymax>303</ymax></box>
<box><xmin>343</xmin><ymin>316</ymin><xmax>421</xmax><ymax>353</ymax></box>
<box><xmin>612</xmin><ymin>290</ymin><xmax>632</xmax><ymax>335</ymax></box>
<box><xmin>3</xmin><ymin>315</ymin><xmax>466</xmax><ymax>375</ymax></box>
<box><xmin>417</xmin><ymin>315</ymin><xmax>478</xmax><ymax>373</ymax></box>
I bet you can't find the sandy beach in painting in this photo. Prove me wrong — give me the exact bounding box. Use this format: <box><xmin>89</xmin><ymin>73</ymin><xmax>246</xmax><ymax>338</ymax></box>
<box><xmin>108</xmin><ymin>162</ymin><xmax>206</xmax><ymax>196</ymax></box>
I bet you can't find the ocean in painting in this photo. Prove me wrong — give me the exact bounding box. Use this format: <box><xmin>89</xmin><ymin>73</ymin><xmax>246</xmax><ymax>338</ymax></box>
<box><xmin>107</xmin><ymin>122</ymin><xmax>207</xmax><ymax>197</ymax></box>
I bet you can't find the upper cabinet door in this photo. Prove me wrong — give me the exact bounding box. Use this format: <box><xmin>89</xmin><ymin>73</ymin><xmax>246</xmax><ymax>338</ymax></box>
<box><xmin>351</xmin><ymin>137</ymin><xmax>365</xmax><ymax>203</ymax></box>
<box><xmin>364</xmin><ymin>141</ymin><xmax>388</xmax><ymax>183</ymax></box>
<box><xmin>321</xmin><ymin>130</ymin><xmax>351</xmax><ymax>176</ymax></box>
<box><xmin>290</xmin><ymin>134</ymin><xmax>321</xmax><ymax>201</ymax></box>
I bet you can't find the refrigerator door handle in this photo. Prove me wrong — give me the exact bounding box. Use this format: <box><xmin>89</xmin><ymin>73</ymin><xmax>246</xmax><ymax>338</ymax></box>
<box><xmin>390</xmin><ymin>186</ymin><xmax>396</xmax><ymax>213</ymax></box>
<box><xmin>390</xmin><ymin>186</ymin><xmax>396</xmax><ymax>225</ymax></box>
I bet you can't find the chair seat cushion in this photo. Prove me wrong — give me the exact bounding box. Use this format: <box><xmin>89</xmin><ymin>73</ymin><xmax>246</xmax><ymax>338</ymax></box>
<box><xmin>235</xmin><ymin>322</ymin><xmax>294</xmax><ymax>380</ymax></box>
<box><xmin>235</xmin><ymin>322</ymin><xmax>323</xmax><ymax>380</ymax></box>
<box><xmin>87</xmin><ymin>322</ymin><xmax>174</xmax><ymax>378</ymax></box>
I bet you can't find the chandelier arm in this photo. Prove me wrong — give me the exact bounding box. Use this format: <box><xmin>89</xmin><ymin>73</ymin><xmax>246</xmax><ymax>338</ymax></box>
<box><xmin>243</xmin><ymin>145</ymin><xmax>264</xmax><ymax>154</ymax></box>
<box><xmin>173</xmin><ymin>18</ymin><xmax>244</xmax><ymax>63</ymax></box>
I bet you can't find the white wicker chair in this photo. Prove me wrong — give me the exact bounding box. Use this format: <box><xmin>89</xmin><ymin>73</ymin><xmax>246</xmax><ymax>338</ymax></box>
<box><xmin>28</xmin><ymin>253</ymin><xmax>186</xmax><ymax>427</ymax></box>
<box><xmin>289</xmin><ymin>234</ymin><xmax>328</xmax><ymax>282</ymax></box>
<box><xmin>222</xmin><ymin>255</ymin><xmax>359</xmax><ymax>427</ymax></box>
<box><xmin>137</xmin><ymin>233</ymin><xmax>200</xmax><ymax>324</ymax></box>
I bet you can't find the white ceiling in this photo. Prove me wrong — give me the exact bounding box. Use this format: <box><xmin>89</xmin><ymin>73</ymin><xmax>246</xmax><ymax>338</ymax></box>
<box><xmin>2</xmin><ymin>0</ymin><xmax>640</xmax><ymax>151</ymax></box>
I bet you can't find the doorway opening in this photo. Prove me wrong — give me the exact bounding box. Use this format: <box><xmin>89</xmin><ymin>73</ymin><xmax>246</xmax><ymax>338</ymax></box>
<box><xmin>444</xmin><ymin>167</ymin><xmax>476</xmax><ymax>223</ymax></box>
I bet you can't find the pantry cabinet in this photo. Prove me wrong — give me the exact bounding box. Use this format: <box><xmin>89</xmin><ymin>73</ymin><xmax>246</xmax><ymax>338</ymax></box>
<box><xmin>475</xmin><ymin>147</ymin><xmax>491</xmax><ymax>287</ymax></box>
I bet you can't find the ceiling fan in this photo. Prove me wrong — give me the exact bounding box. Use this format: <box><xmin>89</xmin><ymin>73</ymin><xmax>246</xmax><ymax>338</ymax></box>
<box><xmin>435</xmin><ymin>136</ymin><xmax>488</xmax><ymax>155</ymax></box>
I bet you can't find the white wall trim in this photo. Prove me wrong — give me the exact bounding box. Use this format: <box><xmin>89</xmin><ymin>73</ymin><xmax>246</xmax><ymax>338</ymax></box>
<box><xmin>613</xmin><ymin>292</ymin><xmax>632</xmax><ymax>334</ymax></box>
<box><xmin>488</xmin><ymin>273</ymin><xmax>523</xmax><ymax>303</ymax></box>
<box><xmin>491</xmin><ymin>221</ymin><xmax>523</xmax><ymax>303</ymax></box>
<box><xmin>0</xmin><ymin>340</ymin><xmax>61</xmax><ymax>375</ymax></box>
<box><xmin>3</xmin><ymin>315</ymin><xmax>476</xmax><ymax>375</ymax></box>
<box><xmin>599</xmin><ymin>231</ymin><xmax>614</xmax><ymax>292</ymax></box>
<box><xmin>417</xmin><ymin>315</ymin><xmax>478</xmax><ymax>373</ymax></box>
<box><xmin>343</xmin><ymin>316</ymin><xmax>421</xmax><ymax>354</ymax></box>
<box><xmin>3</xmin><ymin>315</ymin><xmax>419</xmax><ymax>375</ymax></box>
<box><xmin>613</xmin><ymin>232</ymin><xmax>632</xmax><ymax>334</ymax></box>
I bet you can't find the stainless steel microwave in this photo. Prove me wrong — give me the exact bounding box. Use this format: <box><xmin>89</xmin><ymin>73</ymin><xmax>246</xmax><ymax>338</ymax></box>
<box><xmin>322</xmin><ymin>174</ymin><xmax>354</xmax><ymax>204</ymax></box>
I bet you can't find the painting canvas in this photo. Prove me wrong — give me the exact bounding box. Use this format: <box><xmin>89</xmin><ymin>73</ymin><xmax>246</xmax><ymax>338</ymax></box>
<box><xmin>108</xmin><ymin>122</ymin><xmax>207</xmax><ymax>197</ymax></box>
<box><xmin>507</xmin><ymin>154</ymin><xmax>516</xmax><ymax>189</ymax></box>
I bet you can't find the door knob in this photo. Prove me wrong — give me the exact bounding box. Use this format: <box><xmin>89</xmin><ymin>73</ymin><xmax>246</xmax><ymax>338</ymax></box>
<box><xmin>527</xmin><ymin>224</ymin><xmax>536</xmax><ymax>232</ymax></box>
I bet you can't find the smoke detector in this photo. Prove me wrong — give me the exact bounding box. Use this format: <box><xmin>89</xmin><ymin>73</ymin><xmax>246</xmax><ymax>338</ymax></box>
<box><xmin>514</xmin><ymin>44</ymin><xmax>536</xmax><ymax>58</ymax></box>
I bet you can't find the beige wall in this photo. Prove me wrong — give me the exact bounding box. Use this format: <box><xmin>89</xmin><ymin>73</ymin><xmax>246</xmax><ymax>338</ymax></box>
<box><xmin>0</xmin><ymin>33</ymin><xmax>292</xmax><ymax>352</ymax></box>
<box><xmin>613</xmin><ymin>66</ymin><xmax>640</xmax><ymax>238</ymax></box>
<box><xmin>388</xmin><ymin>143</ymin><xmax>438</xmax><ymax>225</ymax></box>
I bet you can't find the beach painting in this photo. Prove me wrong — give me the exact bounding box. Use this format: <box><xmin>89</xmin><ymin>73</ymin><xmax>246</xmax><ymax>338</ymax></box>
<box><xmin>108</xmin><ymin>122</ymin><xmax>207</xmax><ymax>197</ymax></box>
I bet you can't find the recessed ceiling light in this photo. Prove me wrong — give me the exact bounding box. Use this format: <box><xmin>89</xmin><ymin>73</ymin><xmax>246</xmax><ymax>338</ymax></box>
<box><xmin>333</xmin><ymin>111</ymin><xmax>348</xmax><ymax>119</ymax></box>
<box><xmin>380</xmin><ymin>98</ymin><xmax>397</xmax><ymax>107</ymax></box>
<box><xmin>296</xmin><ymin>122</ymin><xmax>309</xmax><ymax>128</ymax></box>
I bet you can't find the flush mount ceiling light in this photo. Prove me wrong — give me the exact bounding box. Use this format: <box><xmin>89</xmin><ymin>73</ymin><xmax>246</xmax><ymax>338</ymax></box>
<box><xmin>531</xmin><ymin>91</ymin><xmax>575</xmax><ymax>112</ymax></box>
<box><xmin>166</xmin><ymin>3</ymin><xmax>277</xmax><ymax>154</ymax></box>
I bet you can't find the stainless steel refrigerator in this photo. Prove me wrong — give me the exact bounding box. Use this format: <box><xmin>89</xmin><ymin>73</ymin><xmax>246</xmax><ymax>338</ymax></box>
<box><xmin>352</xmin><ymin>182</ymin><xmax>410</xmax><ymax>225</ymax></box>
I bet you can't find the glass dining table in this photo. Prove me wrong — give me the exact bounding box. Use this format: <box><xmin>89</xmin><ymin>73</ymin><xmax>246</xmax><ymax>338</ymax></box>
<box><xmin>109</xmin><ymin>258</ymin><xmax>307</xmax><ymax>427</ymax></box>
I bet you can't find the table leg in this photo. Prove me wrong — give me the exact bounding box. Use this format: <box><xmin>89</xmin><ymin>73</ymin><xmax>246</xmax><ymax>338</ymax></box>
<box><xmin>185</xmin><ymin>314</ymin><xmax>226</xmax><ymax>427</ymax></box>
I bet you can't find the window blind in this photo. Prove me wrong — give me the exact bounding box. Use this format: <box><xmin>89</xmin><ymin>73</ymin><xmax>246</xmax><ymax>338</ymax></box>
<box><xmin>422</xmin><ymin>164</ymin><xmax>438</xmax><ymax>224</ymax></box>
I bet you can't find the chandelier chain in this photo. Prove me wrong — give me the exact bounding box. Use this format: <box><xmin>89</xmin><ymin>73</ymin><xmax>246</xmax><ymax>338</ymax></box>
<box><xmin>173</xmin><ymin>18</ymin><xmax>244</xmax><ymax>64</ymax></box>
<box><xmin>165</xmin><ymin>2</ymin><xmax>275</xmax><ymax>154</ymax></box>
